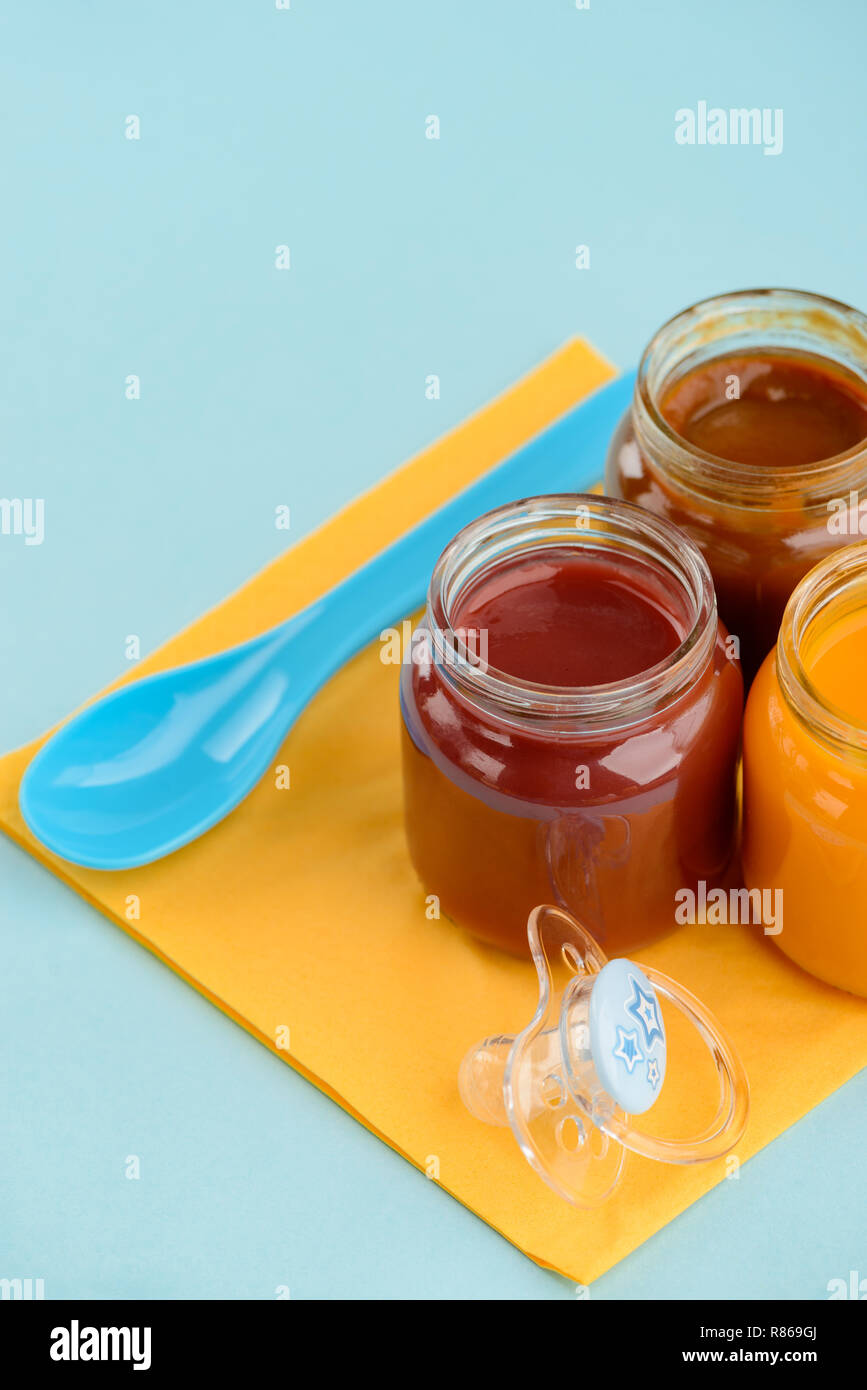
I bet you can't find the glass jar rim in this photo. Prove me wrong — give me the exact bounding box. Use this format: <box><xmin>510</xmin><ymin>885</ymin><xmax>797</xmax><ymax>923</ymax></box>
<box><xmin>425</xmin><ymin>493</ymin><xmax>719</xmax><ymax>731</ymax></box>
<box><xmin>777</xmin><ymin>540</ymin><xmax>867</xmax><ymax>758</ymax></box>
<box><xmin>635</xmin><ymin>287</ymin><xmax>867</xmax><ymax>505</ymax></box>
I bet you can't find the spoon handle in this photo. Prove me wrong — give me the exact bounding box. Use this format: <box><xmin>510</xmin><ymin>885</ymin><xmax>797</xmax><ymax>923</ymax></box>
<box><xmin>288</xmin><ymin>370</ymin><xmax>634</xmax><ymax>691</ymax></box>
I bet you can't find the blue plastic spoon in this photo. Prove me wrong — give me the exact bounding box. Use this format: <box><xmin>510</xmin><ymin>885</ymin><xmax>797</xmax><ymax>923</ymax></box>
<box><xmin>18</xmin><ymin>370</ymin><xmax>635</xmax><ymax>869</ymax></box>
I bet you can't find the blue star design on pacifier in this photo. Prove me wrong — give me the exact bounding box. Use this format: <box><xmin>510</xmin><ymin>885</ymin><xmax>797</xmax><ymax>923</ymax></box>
<box><xmin>626</xmin><ymin>973</ymin><xmax>664</xmax><ymax>1048</ymax></box>
<box><xmin>589</xmin><ymin>958</ymin><xmax>667</xmax><ymax>1115</ymax></box>
<box><xmin>613</xmin><ymin>1026</ymin><xmax>643</xmax><ymax>1073</ymax></box>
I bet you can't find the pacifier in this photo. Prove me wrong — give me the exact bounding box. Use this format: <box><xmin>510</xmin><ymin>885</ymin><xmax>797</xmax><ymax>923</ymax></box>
<box><xmin>459</xmin><ymin>904</ymin><xmax>749</xmax><ymax>1206</ymax></box>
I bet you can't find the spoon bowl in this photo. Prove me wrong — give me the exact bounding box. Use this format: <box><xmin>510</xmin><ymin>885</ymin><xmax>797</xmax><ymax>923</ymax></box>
<box><xmin>19</xmin><ymin>627</ymin><xmax>301</xmax><ymax>868</ymax></box>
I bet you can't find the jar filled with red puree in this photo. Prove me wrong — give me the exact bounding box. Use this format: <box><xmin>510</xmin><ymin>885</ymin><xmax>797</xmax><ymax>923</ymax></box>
<box><xmin>605</xmin><ymin>289</ymin><xmax>867</xmax><ymax>685</ymax></box>
<box><xmin>400</xmin><ymin>495</ymin><xmax>743</xmax><ymax>957</ymax></box>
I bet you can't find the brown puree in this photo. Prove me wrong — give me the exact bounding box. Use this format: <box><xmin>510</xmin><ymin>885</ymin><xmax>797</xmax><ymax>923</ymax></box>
<box><xmin>660</xmin><ymin>350</ymin><xmax>867</xmax><ymax>468</ymax></box>
<box><xmin>607</xmin><ymin>335</ymin><xmax>867</xmax><ymax>685</ymax></box>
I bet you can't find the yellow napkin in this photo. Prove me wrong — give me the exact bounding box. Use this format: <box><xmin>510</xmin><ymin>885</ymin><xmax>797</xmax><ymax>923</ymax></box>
<box><xmin>2</xmin><ymin>340</ymin><xmax>865</xmax><ymax>1283</ymax></box>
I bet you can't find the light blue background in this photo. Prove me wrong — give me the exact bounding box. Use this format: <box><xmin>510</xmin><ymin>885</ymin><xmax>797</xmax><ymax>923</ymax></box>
<box><xmin>2</xmin><ymin>0</ymin><xmax>865</xmax><ymax>1299</ymax></box>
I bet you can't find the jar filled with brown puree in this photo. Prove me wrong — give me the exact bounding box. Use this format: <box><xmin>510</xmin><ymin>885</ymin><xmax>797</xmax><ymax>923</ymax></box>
<box><xmin>605</xmin><ymin>289</ymin><xmax>867</xmax><ymax>683</ymax></box>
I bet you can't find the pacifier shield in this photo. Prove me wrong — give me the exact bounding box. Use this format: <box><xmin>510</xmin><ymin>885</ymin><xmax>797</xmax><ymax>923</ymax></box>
<box><xmin>589</xmin><ymin>958</ymin><xmax>667</xmax><ymax>1115</ymax></box>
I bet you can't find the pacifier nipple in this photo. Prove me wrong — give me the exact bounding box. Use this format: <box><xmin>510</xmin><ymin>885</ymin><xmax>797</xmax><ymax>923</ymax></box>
<box><xmin>459</xmin><ymin>904</ymin><xmax>749</xmax><ymax>1208</ymax></box>
<box><xmin>458</xmin><ymin>1036</ymin><xmax>512</xmax><ymax>1126</ymax></box>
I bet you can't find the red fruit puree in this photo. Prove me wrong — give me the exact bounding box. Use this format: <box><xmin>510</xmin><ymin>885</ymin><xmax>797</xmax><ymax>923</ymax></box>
<box><xmin>453</xmin><ymin>550</ymin><xmax>683</xmax><ymax>687</ymax></box>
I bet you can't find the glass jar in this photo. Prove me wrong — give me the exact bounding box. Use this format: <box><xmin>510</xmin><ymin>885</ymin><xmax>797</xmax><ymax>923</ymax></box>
<box><xmin>605</xmin><ymin>288</ymin><xmax>867</xmax><ymax>685</ymax></box>
<box><xmin>400</xmin><ymin>495</ymin><xmax>744</xmax><ymax>957</ymax></box>
<box><xmin>743</xmin><ymin>543</ymin><xmax>867</xmax><ymax>996</ymax></box>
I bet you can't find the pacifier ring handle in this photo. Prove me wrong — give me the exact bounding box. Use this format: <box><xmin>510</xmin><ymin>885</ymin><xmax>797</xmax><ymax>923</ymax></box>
<box><xmin>595</xmin><ymin>968</ymin><xmax>749</xmax><ymax>1164</ymax></box>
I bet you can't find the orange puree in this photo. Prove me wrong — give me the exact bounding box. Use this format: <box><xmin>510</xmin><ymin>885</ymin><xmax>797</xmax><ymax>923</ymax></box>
<box><xmin>802</xmin><ymin>610</ymin><xmax>867</xmax><ymax>724</ymax></box>
<box><xmin>743</xmin><ymin>568</ymin><xmax>867</xmax><ymax>996</ymax></box>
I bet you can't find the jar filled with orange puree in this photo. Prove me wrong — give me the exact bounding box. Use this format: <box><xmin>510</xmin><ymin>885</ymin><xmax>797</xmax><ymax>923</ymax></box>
<box><xmin>605</xmin><ymin>289</ymin><xmax>867</xmax><ymax>684</ymax></box>
<box><xmin>743</xmin><ymin>543</ymin><xmax>867</xmax><ymax>996</ymax></box>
